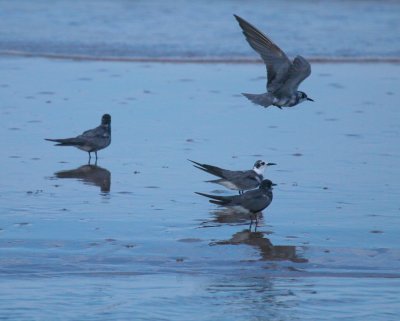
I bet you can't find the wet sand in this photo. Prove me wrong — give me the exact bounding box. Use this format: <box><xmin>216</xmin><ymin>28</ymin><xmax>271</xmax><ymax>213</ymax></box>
<box><xmin>0</xmin><ymin>56</ymin><xmax>399</xmax><ymax>320</ymax></box>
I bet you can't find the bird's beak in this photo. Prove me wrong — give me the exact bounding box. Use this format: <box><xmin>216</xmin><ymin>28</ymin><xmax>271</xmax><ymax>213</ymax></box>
<box><xmin>307</xmin><ymin>97</ymin><xmax>314</xmax><ymax>102</ymax></box>
<box><xmin>272</xmin><ymin>183</ymin><xmax>277</xmax><ymax>186</ymax></box>
<box><xmin>267</xmin><ymin>162</ymin><xmax>277</xmax><ymax>166</ymax></box>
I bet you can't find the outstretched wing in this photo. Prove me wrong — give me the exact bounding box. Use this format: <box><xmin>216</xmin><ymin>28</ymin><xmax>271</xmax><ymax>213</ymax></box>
<box><xmin>234</xmin><ymin>15</ymin><xmax>291</xmax><ymax>94</ymax></box>
<box><xmin>275</xmin><ymin>55</ymin><xmax>311</xmax><ymax>97</ymax></box>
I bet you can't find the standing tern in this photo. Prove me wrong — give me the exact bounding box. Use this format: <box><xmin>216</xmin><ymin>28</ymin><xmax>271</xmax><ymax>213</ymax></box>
<box><xmin>45</xmin><ymin>114</ymin><xmax>111</xmax><ymax>162</ymax></box>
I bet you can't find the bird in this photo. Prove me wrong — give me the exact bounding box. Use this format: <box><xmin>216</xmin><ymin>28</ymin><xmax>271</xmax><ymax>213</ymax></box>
<box><xmin>234</xmin><ymin>14</ymin><xmax>313</xmax><ymax>109</ymax></box>
<box><xmin>45</xmin><ymin>114</ymin><xmax>111</xmax><ymax>163</ymax></box>
<box><xmin>195</xmin><ymin>179</ymin><xmax>276</xmax><ymax>224</ymax></box>
<box><xmin>189</xmin><ymin>159</ymin><xmax>276</xmax><ymax>194</ymax></box>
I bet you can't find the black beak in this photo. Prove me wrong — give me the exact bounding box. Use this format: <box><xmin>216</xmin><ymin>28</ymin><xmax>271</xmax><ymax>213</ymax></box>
<box><xmin>267</xmin><ymin>162</ymin><xmax>277</xmax><ymax>166</ymax></box>
<box><xmin>307</xmin><ymin>97</ymin><xmax>314</xmax><ymax>102</ymax></box>
<box><xmin>272</xmin><ymin>183</ymin><xmax>277</xmax><ymax>186</ymax></box>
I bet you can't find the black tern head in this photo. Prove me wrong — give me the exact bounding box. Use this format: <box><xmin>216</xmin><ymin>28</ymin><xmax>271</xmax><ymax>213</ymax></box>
<box><xmin>234</xmin><ymin>15</ymin><xmax>312</xmax><ymax>109</ymax></box>
<box><xmin>101</xmin><ymin>114</ymin><xmax>112</xmax><ymax>125</ymax></box>
<box><xmin>45</xmin><ymin>114</ymin><xmax>112</xmax><ymax>163</ymax></box>
<box><xmin>259</xmin><ymin>179</ymin><xmax>276</xmax><ymax>190</ymax></box>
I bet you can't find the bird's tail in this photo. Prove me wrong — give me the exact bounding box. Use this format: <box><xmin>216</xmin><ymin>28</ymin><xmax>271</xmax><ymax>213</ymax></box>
<box><xmin>45</xmin><ymin>138</ymin><xmax>84</xmax><ymax>146</ymax></box>
<box><xmin>188</xmin><ymin>159</ymin><xmax>224</xmax><ymax>178</ymax></box>
<box><xmin>195</xmin><ymin>192</ymin><xmax>231</xmax><ymax>205</ymax></box>
<box><xmin>206</xmin><ymin>178</ymin><xmax>225</xmax><ymax>185</ymax></box>
<box><xmin>242</xmin><ymin>93</ymin><xmax>275</xmax><ymax>108</ymax></box>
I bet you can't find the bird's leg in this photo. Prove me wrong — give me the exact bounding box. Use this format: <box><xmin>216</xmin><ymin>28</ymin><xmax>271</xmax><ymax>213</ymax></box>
<box><xmin>88</xmin><ymin>152</ymin><xmax>91</xmax><ymax>164</ymax></box>
<box><xmin>95</xmin><ymin>151</ymin><xmax>98</xmax><ymax>165</ymax></box>
<box><xmin>249</xmin><ymin>212</ymin><xmax>255</xmax><ymax>229</ymax></box>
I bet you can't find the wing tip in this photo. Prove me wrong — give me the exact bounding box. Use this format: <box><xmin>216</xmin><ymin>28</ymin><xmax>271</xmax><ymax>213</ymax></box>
<box><xmin>194</xmin><ymin>191</ymin><xmax>211</xmax><ymax>198</ymax></box>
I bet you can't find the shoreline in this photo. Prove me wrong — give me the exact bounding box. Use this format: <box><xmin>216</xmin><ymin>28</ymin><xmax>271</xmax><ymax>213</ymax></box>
<box><xmin>1</xmin><ymin>50</ymin><xmax>399</xmax><ymax>64</ymax></box>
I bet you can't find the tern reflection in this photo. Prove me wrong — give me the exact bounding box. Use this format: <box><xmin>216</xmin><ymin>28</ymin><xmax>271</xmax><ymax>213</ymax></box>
<box><xmin>54</xmin><ymin>164</ymin><xmax>111</xmax><ymax>192</ymax></box>
<box><xmin>203</xmin><ymin>208</ymin><xmax>263</xmax><ymax>227</ymax></box>
<box><xmin>204</xmin><ymin>209</ymin><xmax>307</xmax><ymax>262</ymax></box>
<box><xmin>213</xmin><ymin>229</ymin><xmax>306</xmax><ymax>262</ymax></box>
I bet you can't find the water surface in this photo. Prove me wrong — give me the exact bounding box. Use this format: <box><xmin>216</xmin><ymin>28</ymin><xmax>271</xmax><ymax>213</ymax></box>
<box><xmin>0</xmin><ymin>0</ymin><xmax>399</xmax><ymax>60</ymax></box>
<box><xmin>0</xmin><ymin>58</ymin><xmax>399</xmax><ymax>320</ymax></box>
<box><xmin>1</xmin><ymin>0</ymin><xmax>400</xmax><ymax>319</ymax></box>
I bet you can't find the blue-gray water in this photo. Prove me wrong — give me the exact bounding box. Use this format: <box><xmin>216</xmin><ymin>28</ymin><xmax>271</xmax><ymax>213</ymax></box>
<box><xmin>1</xmin><ymin>1</ymin><xmax>400</xmax><ymax>320</ymax></box>
<box><xmin>0</xmin><ymin>0</ymin><xmax>399</xmax><ymax>60</ymax></box>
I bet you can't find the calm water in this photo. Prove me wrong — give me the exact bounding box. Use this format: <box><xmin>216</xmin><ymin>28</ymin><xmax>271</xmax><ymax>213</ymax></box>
<box><xmin>0</xmin><ymin>0</ymin><xmax>399</xmax><ymax>59</ymax></box>
<box><xmin>1</xmin><ymin>1</ymin><xmax>400</xmax><ymax>320</ymax></box>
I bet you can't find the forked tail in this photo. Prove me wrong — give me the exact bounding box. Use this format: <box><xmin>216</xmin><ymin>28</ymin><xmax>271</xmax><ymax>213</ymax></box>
<box><xmin>242</xmin><ymin>93</ymin><xmax>275</xmax><ymax>108</ymax></box>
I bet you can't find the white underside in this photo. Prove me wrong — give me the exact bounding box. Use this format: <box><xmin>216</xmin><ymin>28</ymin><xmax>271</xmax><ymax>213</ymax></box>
<box><xmin>76</xmin><ymin>145</ymin><xmax>94</xmax><ymax>152</ymax></box>
<box><xmin>217</xmin><ymin>180</ymin><xmax>240</xmax><ymax>190</ymax></box>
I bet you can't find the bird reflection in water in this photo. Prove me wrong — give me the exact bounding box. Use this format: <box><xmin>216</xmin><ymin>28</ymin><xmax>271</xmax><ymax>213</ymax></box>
<box><xmin>54</xmin><ymin>164</ymin><xmax>111</xmax><ymax>192</ymax></box>
<box><xmin>202</xmin><ymin>209</ymin><xmax>307</xmax><ymax>262</ymax></box>
<box><xmin>213</xmin><ymin>229</ymin><xmax>307</xmax><ymax>263</ymax></box>
<box><xmin>202</xmin><ymin>208</ymin><xmax>265</xmax><ymax>229</ymax></box>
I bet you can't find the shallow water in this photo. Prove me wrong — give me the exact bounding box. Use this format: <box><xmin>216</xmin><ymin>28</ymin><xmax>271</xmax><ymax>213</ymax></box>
<box><xmin>0</xmin><ymin>57</ymin><xmax>399</xmax><ymax>320</ymax></box>
<box><xmin>0</xmin><ymin>0</ymin><xmax>399</xmax><ymax>59</ymax></box>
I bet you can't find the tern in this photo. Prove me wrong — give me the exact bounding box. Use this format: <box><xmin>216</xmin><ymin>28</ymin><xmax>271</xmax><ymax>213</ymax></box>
<box><xmin>189</xmin><ymin>159</ymin><xmax>276</xmax><ymax>194</ymax></box>
<box><xmin>234</xmin><ymin>15</ymin><xmax>313</xmax><ymax>108</ymax></box>
<box><xmin>196</xmin><ymin>179</ymin><xmax>276</xmax><ymax>223</ymax></box>
<box><xmin>45</xmin><ymin>114</ymin><xmax>111</xmax><ymax>162</ymax></box>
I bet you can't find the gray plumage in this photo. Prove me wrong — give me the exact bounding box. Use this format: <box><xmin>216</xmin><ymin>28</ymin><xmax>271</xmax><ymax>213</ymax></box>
<box><xmin>196</xmin><ymin>179</ymin><xmax>275</xmax><ymax>214</ymax></box>
<box><xmin>45</xmin><ymin>114</ymin><xmax>111</xmax><ymax>161</ymax></box>
<box><xmin>234</xmin><ymin>15</ymin><xmax>313</xmax><ymax>108</ymax></box>
<box><xmin>189</xmin><ymin>159</ymin><xmax>276</xmax><ymax>193</ymax></box>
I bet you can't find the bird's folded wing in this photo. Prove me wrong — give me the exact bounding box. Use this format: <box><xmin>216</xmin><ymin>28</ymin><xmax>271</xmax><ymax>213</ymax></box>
<box><xmin>225</xmin><ymin>171</ymin><xmax>260</xmax><ymax>187</ymax></box>
<box><xmin>219</xmin><ymin>169</ymin><xmax>247</xmax><ymax>181</ymax></box>
<box><xmin>45</xmin><ymin>137</ymin><xmax>86</xmax><ymax>146</ymax></box>
<box><xmin>188</xmin><ymin>160</ymin><xmax>227</xmax><ymax>178</ymax></box>
<box><xmin>195</xmin><ymin>192</ymin><xmax>235</xmax><ymax>205</ymax></box>
<box><xmin>80</xmin><ymin>126</ymin><xmax>108</xmax><ymax>139</ymax></box>
<box><xmin>234</xmin><ymin>192</ymin><xmax>268</xmax><ymax>210</ymax></box>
